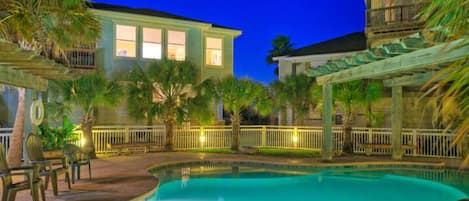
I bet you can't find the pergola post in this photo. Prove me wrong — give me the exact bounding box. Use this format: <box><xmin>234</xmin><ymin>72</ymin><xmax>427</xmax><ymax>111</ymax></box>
<box><xmin>391</xmin><ymin>85</ymin><xmax>403</xmax><ymax>160</ymax></box>
<box><xmin>322</xmin><ymin>83</ymin><xmax>333</xmax><ymax>161</ymax></box>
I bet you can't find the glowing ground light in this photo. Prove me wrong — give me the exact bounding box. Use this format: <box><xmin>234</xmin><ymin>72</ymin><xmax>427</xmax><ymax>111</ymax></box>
<box><xmin>292</xmin><ymin>135</ymin><xmax>298</xmax><ymax>143</ymax></box>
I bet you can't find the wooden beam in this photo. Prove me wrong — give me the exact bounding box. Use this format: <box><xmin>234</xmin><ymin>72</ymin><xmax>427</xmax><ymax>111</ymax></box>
<box><xmin>322</xmin><ymin>83</ymin><xmax>333</xmax><ymax>161</ymax></box>
<box><xmin>317</xmin><ymin>39</ymin><xmax>468</xmax><ymax>85</ymax></box>
<box><xmin>391</xmin><ymin>85</ymin><xmax>403</xmax><ymax>160</ymax></box>
<box><xmin>383</xmin><ymin>71</ymin><xmax>437</xmax><ymax>87</ymax></box>
<box><xmin>0</xmin><ymin>65</ymin><xmax>48</xmax><ymax>91</ymax></box>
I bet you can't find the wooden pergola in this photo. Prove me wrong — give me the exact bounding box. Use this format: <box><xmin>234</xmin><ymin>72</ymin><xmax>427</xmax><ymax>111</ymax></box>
<box><xmin>0</xmin><ymin>40</ymin><xmax>78</xmax><ymax>91</ymax></box>
<box><xmin>305</xmin><ymin>33</ymin><xmax>469</xmax><ymax>160</ymax></box>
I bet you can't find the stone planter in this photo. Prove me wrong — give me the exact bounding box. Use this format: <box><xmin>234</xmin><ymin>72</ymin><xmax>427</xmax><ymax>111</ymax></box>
<box><xmin>43</xmin><ymin>149</ymin><xmax>63</xmax><ymax>158</ymax></box>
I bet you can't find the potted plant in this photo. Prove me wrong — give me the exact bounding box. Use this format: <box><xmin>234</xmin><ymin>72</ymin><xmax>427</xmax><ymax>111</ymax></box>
<box><xmin>38</xmin><ymin>116</ymin><xmax>79</xmax><ymax>158</ymax></box>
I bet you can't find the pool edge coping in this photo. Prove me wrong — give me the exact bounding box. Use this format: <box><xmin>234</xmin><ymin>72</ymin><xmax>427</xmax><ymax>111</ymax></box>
<box><xmin>129</xmin><ymin>159</ymin><xmax>448</xmax><ymax>201</ymax></box>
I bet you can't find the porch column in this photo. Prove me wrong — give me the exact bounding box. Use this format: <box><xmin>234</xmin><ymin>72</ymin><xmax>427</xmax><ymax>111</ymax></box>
<box><xmin>322</xmin><ymin>83</ymin><xmax>333</xmax><ymax>161</ymax></box>
<box><xmin>391</xmin><ymin>85</ymin><xmax>403</xmax><ymax>160</ymax></box>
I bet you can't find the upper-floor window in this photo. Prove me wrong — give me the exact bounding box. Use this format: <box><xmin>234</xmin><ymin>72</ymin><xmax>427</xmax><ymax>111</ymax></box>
<box><xmin>142</xmin><ymin>28</ymin><xmax>162</xmax><ymax>59</ymax></box>
<box><xmin>206</xmin><ymin>37</ymin><xmax>223</xmax><ymax>66</ymax></box>
<box><xmin>167</xmin><ymin>30</ymin><xmax>186</xmax><ymax>61</ymax></box>
<box><xmin>115</xmin><ymin>24</ymin><xmax>136</xmax><ymax>57</ymax></box>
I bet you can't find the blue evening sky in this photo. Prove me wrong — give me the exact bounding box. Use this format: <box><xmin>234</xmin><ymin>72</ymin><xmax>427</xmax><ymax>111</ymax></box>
<box><xmin>93</xmin><ymin>0</ymin><xmax>366</xmax><ymax>84</ymax></box>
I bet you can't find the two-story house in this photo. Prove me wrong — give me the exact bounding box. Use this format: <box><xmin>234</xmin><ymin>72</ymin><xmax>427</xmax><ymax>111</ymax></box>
<box><xmin>275</xmin><ymin>0</ymin><xmax>430</xmax><ymax>128</ymax></box>
<box><xmin>63</xmin><ymin>3</ymin><xmax>242</xmax><ymax>125</ymax></box>
<box><xmin>273</xmin><ymin>32</ymin><xmax>367</xmax><ymax>125</ymax></box>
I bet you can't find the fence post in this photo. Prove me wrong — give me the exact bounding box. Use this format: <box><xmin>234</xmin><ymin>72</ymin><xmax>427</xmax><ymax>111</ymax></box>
<box><xmin>412</xmin><ymin>129</ymin><xmax>417</xmax><ymax>156</ymax></box>
<box><xmin>261</xmin><ymin>126</ymin><xmax>266</xmax><ymax>147</ymax></box>
<box><xmin>200</xmin><ymin>126</ymin><xmax>205</xmax><ymax>148</ymax></box>
<box><xmin>125</xmin><ymin>127</ymin><xmax>130</xmax><ymax>144</ymax></box>
<box><xmin>368</xmin><ymin>128</ymin><xmax>373</xmax><ymax>144</ymax></box>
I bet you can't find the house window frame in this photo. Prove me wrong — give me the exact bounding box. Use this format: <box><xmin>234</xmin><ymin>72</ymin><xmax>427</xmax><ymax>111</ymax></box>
<box><xmin>114</xmin><ymin>24</ymin><xmax>137</xmax><ymax>58</ymax></box>
<box><xmin>142</xmin><ymin>27</ymin><xmax>163</xmax><ymax>60</ymax></box>
<box><xmin>167</xmin><ymin>30</ymin><xmax>187</xmax><ymax>61</ymax></box>
<box><xmin>205</xmin><ymin>37</ymin><xmax>224</xmax><ymax>67</ymax></box>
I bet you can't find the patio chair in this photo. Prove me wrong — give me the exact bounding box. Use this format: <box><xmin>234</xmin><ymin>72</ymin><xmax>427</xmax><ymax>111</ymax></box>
<box><xmin>63</xmin><ymin>144</ymin><xmax>91</xmax><ymax>184</ymax></box>
<box><xmin>25</xmin><ymin>134</ymin><xmax>71</xmax><ymax>196</ymax></box>
<box><xmin>0</xmin><ymin>145</ymin><xmax>45</xmax><ymax>201</ymax></box>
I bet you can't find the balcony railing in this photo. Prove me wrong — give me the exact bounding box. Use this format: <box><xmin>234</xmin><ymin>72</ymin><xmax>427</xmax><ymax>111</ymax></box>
<box><xmin>367</xmin><ymin>3</ymin><xmax>427</xmax><ymax>30</ymax></box>
<box><xmin>57</xmin><ymin>44</ymin><xmax>96</xmax><ymax>69</ymax></box>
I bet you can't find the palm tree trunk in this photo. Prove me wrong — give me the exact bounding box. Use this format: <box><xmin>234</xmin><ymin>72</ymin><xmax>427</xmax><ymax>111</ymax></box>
<box><xmin>7</xmin><ymin>88</ymin><xmax>25</xmax><ymax>167</ymax></box>
<box><xmin>42</xmin><ymin>90</ymin><xmax>49</xmax><ymax>127</ymax></box>
<box><xmin>366</xmin><ymin>103</ymin><xmax>373</xmax><ymax>128</ymax></box>
<box><xmin>164</xmin><ymin>119</ymin><xmax>175</xmax><ymax>151</ymax></box>
<box><xmin>82</xmin><ymin>112</ymin><xmax>97</xmax><ymax>159</ymax></box>
<box><xmin>231</xmin><ymin>114</ymin><xmax>240</xmax><ymax>151</ymax></box>
<box><xmin>342</xmin><ymin>110</ymin><xmax>354</xmax><ymax>153</ymax></box>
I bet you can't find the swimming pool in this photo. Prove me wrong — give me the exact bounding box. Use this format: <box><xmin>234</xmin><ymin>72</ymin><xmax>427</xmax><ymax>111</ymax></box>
<box><xmin>145</xmin><ymin>162</ymin><xmax>469</xmax><ymax>201</ymax></box>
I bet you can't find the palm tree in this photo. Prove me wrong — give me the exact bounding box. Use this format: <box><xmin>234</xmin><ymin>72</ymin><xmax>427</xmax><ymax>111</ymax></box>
<box><xmin>0</xmin><ymin>0</ymin><xmax>101</xmax><ymax>61</ymax></box>
<box><xmin>57</xmin><ymin>73</ymin><xmax>122</xmax><ymax>158</ymax></box>
<box><xmin>363</xmin><ymin>80</ymin><xmax>384</xmax><ymax>127</ymax></box>
<box><xmin>6</xmin><ymin>88</ymin><xmax>24</xmax><ymax>166</ymax></box>
<box><xmin>212</xmin><ymin>76</ymin><xmax>272</xmax><ymax>151</ymax></box>
<box><xmin>127</xmin><ymin>65</ymin><xmax>159</xmax><ymax>126</ymax></box>
<box><xmin>127</xmin><ymin>59</ymin><xmax>213</xmax><ymax>151</ymax></box>
<box><xmin>271</xmin><ymin>74</ymin><xmax>319</xmax><ymax>125</ymax></box>
<box><xmin>334</xmin><ymin>80</ymin><xmax>383</xmax><ymax>153</ymax></box>
<box><xmin>420</xmin><ymin>0</ymin><xmax>468</xmax><ymax>167</ymax></box>
<box><xmin>1</xmin><ymin>0</ymin><xmax>101</xmax><ymax>162</ymax></box>
<box><xmin>266</xmin><ymin>35</ymin><xmax>294</xmax><ymax>76</ymax></box>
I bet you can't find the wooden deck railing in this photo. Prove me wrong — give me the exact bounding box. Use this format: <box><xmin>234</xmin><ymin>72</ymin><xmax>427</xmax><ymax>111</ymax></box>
<box><xmin>366</xmin><ymin>3</ymin><xmax>427</xmax><ymax>29</ymax></box>
<box><xmin>57</xmin><ymin>44</ymin><xmax>96</xmax><ymax>69</ymax></box>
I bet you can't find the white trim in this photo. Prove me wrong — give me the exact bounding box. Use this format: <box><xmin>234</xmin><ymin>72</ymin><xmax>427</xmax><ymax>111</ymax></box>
<box><xmin>274</xmin><ymin>51</ymin><xmax>363</xmax><ymax>62</ymax></box>
<box><xmin>91</xmin><ymin>9</ymin><xmax>241</xmax><ymax>35</ymax></box>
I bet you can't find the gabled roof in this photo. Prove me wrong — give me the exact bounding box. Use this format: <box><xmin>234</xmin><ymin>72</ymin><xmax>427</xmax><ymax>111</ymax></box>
<box><xmin>89</xmin><ymin>3</ymin><xmax>239</xmax><ymax>31</ymax></box>
<box><xmin>287</xmin><ymin>32</ymin><xmax>367</xmax><ymax>57</ymax></box>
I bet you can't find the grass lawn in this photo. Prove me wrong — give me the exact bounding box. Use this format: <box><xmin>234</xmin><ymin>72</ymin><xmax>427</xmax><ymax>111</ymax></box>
<box><xmin>189</xmin><ymin>147</ymin><xmax>321</xmax><ymax>158</ymax></box>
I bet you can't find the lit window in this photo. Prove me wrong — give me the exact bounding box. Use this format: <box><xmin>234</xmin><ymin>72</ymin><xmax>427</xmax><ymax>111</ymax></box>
<box><xmin>206</xmin><ymin>37</ymin><xmax>223</xmax><ymax>66</ymax></box>
<box><xmin>167</xmin><ymin>30</ymin><xmax>186</xmax><ymax>61</ymax></box>
<box><xmin>142</xmin><ymin>28</ymin><xmax>162</xmax><ymax>59</ymax></box>
<box><xmin>115</xmin><ymin>24</ymin><xmax>136</xmax><ymax>57</ymax></box>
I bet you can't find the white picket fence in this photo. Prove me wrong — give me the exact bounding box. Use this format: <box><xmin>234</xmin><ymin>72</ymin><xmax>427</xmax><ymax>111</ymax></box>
<box><xmin>0</xmin><ymin>128</ymin><xmax>12</xmax><ymax>153</ymax></box>
<box><xmin>0</xmin><ymin>126</ymin><xmax>465</xmax><ymax>159</ymax></box>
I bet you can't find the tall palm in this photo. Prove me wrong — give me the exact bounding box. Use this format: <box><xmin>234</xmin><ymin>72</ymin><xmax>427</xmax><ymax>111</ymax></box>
<box><xmin>6</xmin><ymin>88</ymin><xmax>24</xmax><ymax>166</ymax></box>
<box><xmin>334</xmin><ymin>80</ymin><xmax>383</xmax><ymax>153</ymax></box>
<box><xmin>363</xmin><ymin>80</ymin><xmax>384</xmax><ymax>127</ymax></box>
<box><xmin>271</xmin><ymin>74</ymin><xmax>319</xmax><ymax>125</ymax></box>
<box><xmin>127</xmin><ymin>59</ymin><xmax>213</xmax><ymax>151</ymax></box>
<box><xmin>127</xmin><ymin>65</ymin><xmax>159</xmax><ymax>126</ymax></box>
<box><xmin>266</xmin><ymin>35</ymin><xmax>294</xmax><ymax>76</ymax></box>
<box><xmin>1</xmin><ymin>0</ymin><xmax>101</xmax><ymax>162</ymax></box>
<box><xmin>420</xmin><ymin>0</ymin><xmax>468</xmax><ymax>167</ymax></box>
<box><xmin>0</xmin><ymin>0</ymin><xmax>100</xmax><ymax>62</ymax></box>
<box><xmin>57</xmin><ymin>73</ymin><xmax>122</xmax><ymax>158</ymax></box>
<box><xmin>212</xmin><ymin>76</ymin><xmax>272</xmax><ymax>151</ymax></box>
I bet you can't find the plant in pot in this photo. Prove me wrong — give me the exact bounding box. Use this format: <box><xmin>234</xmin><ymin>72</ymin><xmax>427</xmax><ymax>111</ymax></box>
<box><xmin>38</xmin><ymin>116</ymin><xmax>79</xmax><ymax>158</ymax></box>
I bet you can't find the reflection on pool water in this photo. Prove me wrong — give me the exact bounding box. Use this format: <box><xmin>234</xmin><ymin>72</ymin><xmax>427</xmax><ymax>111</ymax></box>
<box><xmin>146</xmin><ymin>163</ymin><xmax>469</xmax><ymax>201</ymax></box>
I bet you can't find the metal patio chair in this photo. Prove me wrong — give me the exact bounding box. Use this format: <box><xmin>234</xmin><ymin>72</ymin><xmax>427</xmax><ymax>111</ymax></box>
<box><xmin>63</xmin><ymin>144</ymin><xmax>91</xmax><ymax>184</ymax></box>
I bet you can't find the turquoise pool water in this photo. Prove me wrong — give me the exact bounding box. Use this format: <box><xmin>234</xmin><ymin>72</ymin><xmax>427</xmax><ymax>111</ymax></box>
<box><xmin>146</xmin><ymin>164</ymin><xmax>469</xmax><ymax>201</ymax></box>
